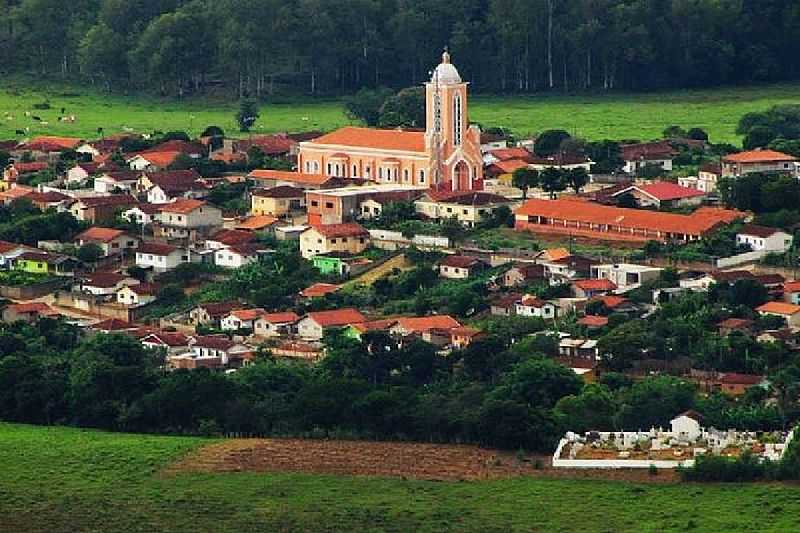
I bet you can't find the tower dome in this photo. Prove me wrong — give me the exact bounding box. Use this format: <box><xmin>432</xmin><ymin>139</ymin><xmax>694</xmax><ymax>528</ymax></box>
<box><xmin>432</xmin><ymin>49</ymin><xmax>462</xmax><ymax>84</ymax></box>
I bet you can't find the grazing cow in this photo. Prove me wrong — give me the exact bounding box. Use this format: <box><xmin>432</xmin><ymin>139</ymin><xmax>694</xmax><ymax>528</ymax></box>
<box><xmin>32</xmin><ymin>115</ymin><xmax>41</xmax><ymax>121</ymax></box>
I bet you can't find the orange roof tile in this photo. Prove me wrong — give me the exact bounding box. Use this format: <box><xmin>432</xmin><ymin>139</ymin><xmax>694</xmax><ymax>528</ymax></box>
<box><xmin>516</xmin><ymin>199</ymin><xmax>741</xmax><ymax>237</ymax></box>
<box><xmin>578</xmin><ymin>315</ymin><xmax>609</xmax><ymax>327</ymax></box>
<box><xmin>784</xmin><ymin>281</ymin><xmax>800</xmax><ymax>293</ymax></box>
<box><xmin>133</xmin><ymin>151</ymin><xmax>182</xmax><ymax>167</ymax></box>
<box><xmin>159</xmin><ymin>199</ymin><xmax>207</xmax><ymax>214</ymax></box>
<box><xmin>574</xmin><ymin>279</ymin><xmax>618</xmax><ymax>291</ymax></box>
<box><xmin>236</xmin><ymin>215</ymin><xmax>279</xmax><ymax>231</ymax></box>
<box><xmin>309</xmin><ymin>126</ymin><xmax>426</xmax><ymax>153</ymax></box>
<box><xmin>76</xmin><ymin>227</ymin><xmax>127</xmax><ymax>243</ymax></box>
<box><xmin>248</xmin><ymin>169</ymin><xmax>332</xmax><ymax>186</ymax></box>
<box><xmin>258</xmin><ymin>312</ymin><xmax>300</xmax><ymax>324</ymax></box>
<box><xmin>305</xmin><ymin>308</ymin><xmax>366</xmax><ymax>327</ymax></box>
<box><xmin>395</xmin><ymin>315</ymin><xmax>461</xmax><ymax>333</ymax></box>
<box><xmin>723</xmin><ymin>149</ymin><xmax>798</xmax><ymax>164</ymax></box>
<box><xmin>620</xmin><ymin>182</ymin><xmax>706</xmax><ymax>201</ymax></box>
<box><xmin>300</xmin><ymin>283</ymin><xmax>340</xmax><ymax>298</ymax></box>
<box><xmin>230</xmin><ymin>308</ymin><xmax>266</xmax><ymax>321</ymax></box>
<box><xmin>309</xmin><ymin>223</ymin><xmax>369</xmax><ymax>238</ymax></box>
<box><xmin>756</xmin><ymin>301</ymin><xmax>800</xmax><ymax>316</ymax></box>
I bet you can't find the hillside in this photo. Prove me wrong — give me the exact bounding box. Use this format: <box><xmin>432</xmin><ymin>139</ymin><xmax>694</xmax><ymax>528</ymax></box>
<box><xmin>2</xmin><ymin>423</ymin><xmax>799</xmax><ymax>532</ymax></box>
<box><xmin>2</xmin><ymin>81</ymin><xmax>800</xmax><ymax>144</ymax></box>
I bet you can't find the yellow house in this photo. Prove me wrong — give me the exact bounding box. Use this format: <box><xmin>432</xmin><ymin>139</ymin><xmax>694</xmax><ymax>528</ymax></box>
<box><xmin>414</xmin><ymin>190</ymin><xmax>514</xmax><ymax>227</ymax></box>
<box><xmin>251</xmin><ymin>186</ymin><xmax>305</xmax><ymax>217</ymax></box>
<box><xmin>299</xmin><ymin>223</ymin><xmax>370</xmax><ymax>259</ymax></box>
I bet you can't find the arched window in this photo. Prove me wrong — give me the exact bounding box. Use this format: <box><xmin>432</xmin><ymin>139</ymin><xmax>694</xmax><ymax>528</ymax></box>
<box><xmin>419</xmin><ymin>170</ymin><xmax>425</xmax><ymax>183</ymax></box>
<box><xmin>352</xmin><ymin>164</ymin><xmax>358</xmax><ymax>177</ymax></box>
<box><xmin>404</xmin><ymin>169</ymin><xmax>409</xmax><ymax>182</ymax></box>
<box><xmin>453</xmin><ymin>93</ymin><xmax>462</xmax><ymax>146</ymax></box>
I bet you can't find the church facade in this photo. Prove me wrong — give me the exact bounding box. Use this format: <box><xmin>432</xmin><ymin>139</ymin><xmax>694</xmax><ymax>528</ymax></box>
<box><xmin>297</xmin><ymin>51</ymin><xmax>483</xmax><ymax>191</ymax></box>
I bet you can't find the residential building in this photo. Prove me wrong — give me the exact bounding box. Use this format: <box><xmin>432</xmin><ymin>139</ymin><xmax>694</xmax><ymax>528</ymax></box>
<box><xmin>591</xmin><ymin>263</ymin><xmax>662</xmax><ymax>291</ymax></box>
<box><xmin>390</xmin><ymin>315</ymin><xmax>462</xmax><ymax>337</ymax></box>
<box><xmin>135</xmin><ymin>242</ymin><xmax>189</xmax><ymax>273</ymax></box>
<box><xmin>756</xmin><ymin>301</ymin><xmax>800</xmax><ymax>327</ymax></box>
<box><xmin>736</xmin><ymin>225</ymin><xmax>793</xmax><ymax>253</ymax></box>
<box><xmin>235</xmin><ymin>215</ymin><xmax>279</xmax><ymax>233</ymax></box>
<box><xmin>502</xmin><ymin>263</ymin><xmax>545</xmax><ymax>287</ymax></box>
<box><xmin>311</xmin><ymin>253</ymin><xmax>369</xmax><ymax>277</ymax></box>
<box><xmin>155</xmin><ymin>199</ymin><xmax>223</xmax><ymax>241</ymax></box>
<box><xmin>25</xmin><ymin>191</ymin><xmax>71</xmax><ymax>211</ymax></box>
<box><xmin>297</xmin><ymin>51</ymin><xmax>483</xmax><ymax>191</ymax></box>
<box><xmin>14</xmin><ymin>251</ymin><xmax>76</xmax><ymax>275</ymax></box>
<box><xmin>299</xmin><ymin>223</ymin><xmax>370</xmax><ymax>259</ymax></box>
<box><xmin>2</xmin><ymin>302</ymin><xmax>59</xmax><ymax>323</ymax></box>
<box><xmin>784</xmin><ymin>281</ymin><xmax>800</xmax><ymax>305</ymax></box>
<box><xmin>181</xmin><ymin>335</ymin><xmax>253</xmax><ymax>368</ymax></box>
<box><xmin>126</xmin><ymin>151</ymin><xmax>182</xmax><ymax>172</ymax></box>
<box><xmin>299</xmin><ymin>283</ymin><xmax>340</xmax><ymax>299</ymax></box>
<box><xmin>450</xmin><ymin>326</ymin><xmax>484</xmax><ymax>349</ymax></box>
<box><xmin>189</xmin><ymin>301</ymin><xmax>242</xmax><ymax>327</ymax></box>
<box><xmin>490</xmin><ymin>293</ymin><xmax>523</xmax><ymax>316</ymax></box>
<box><xmin>221</xmin><ymin>308</ymin><xmax>266</xmax><ymax>331</ymax></box>
<box><xmin>94</xmin><ymin>171</ymin><xmax>141</xmax><ymax>193</ymax></box>
<box><xmin>306</xmin><ymin>184</ymin><xmax>425</xmax><ymax>225</ymax></box>
<box><xmin>359</xmin><ymin>190</ymin><xmax>426</xmax><ymax>220</ymax></box>
<box><xmin>515</xmin><ymin>296</ymin><xmax>557</xmax><ymax>319</ymax></box>
<box><xmin>74</xmin><ymin>227</ymin><xmax>139</xmax><ymax>257</ymax></box>
<box><xmin>678</xmin><ymin>163</ymin><xmax>722</xmax><ymax>193</ymax></box>
<box><xmin>296</xmin><ymin>308</ymin><xmax>367</xmax><ymax>340</ymax></box>
<box><xmin>611</xmin><ymin>181</ymin><xmax>706</xmax><ymax>209</ymax></box>
<box><xmin>437</xmin><ymin>255</ymin><xmax>487</xmax><ymax>279</ymax></box>
<box><xmin>251</xmin><ymin>186</ymin><xmax>305</xmax><ymax>217</ymax></box>
<box><xmin>515</xmin><ymin>199</ymin><xmax>743</xmax><ymax>243</ymax></box>
<box><xmin>247</xmin><ymin>169</ymin><xmax>344</xmax><ymax>190</ymax></box>
<box><xmin>140</xmin><ymin>331</ymin><xmax>190</xmax><ymax>356</ymax></box>
<box><xmin>122</xmin><ymin>203</ymin><xmax>162</xmax><ymax>226</ymax></box>
<box><xmin>76</xmin><ymin>272</ymin><xmax>139</xmax><ymax>296</ymax></box>
<box><xmin>214</xmin><ymin>243</ymin><xmax>264</xmax><ymax>268</ymax></box>
<box><xmin>620</xmin><ymin>141</ymin><xmax>676</xmax><ymax>175</ymax></box>
<box><xmin>116</xmin><ymin>283</ymin><xmax>159</xmax><ymax>307</ymax></box>
<box><xmin>541</xmin><ymin>255</ymin><xmax>594</xmax><ymax>285</ymax></box>
<box><xmin>140</xmin><ymin>170</ymin><xmax>207</xmax><ymax>203</ymax></box>
<box><xmin>572</xmin><ymin>279</ymin><xmax>617</xmax><ymax>298</ymax></box>
<box><xmin>66</xmin><ymin>162</ymin><xmax>102</xmax><ymax>184</ymax></box>
<box><xmin>722</xmin><ymin>149</ymin><xmax>799</xmax><ymax>178</ymax></box>
<box><xmin>253</xmin><ymin>312</ymin><xmax>299</xmax><ymax>338</ymax></box>
<box><xmin>68</xmin><ymin>195</ymin><xmax>137</xmax><ymax>224</ymax></box>
<box><xmin>414</xmin><ymin>190</ymin><xmax>513</xmax><ymax>227</ymax></box>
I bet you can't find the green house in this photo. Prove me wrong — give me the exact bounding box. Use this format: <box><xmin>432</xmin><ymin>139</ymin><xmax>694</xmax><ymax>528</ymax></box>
<box><xmin>312</xmin><ymin>254</ymin><xmax>351</xmax><ymax>276</ymax></box>
<box><xmin>15</xmin><ymin>253</ymin><xmax>50</xmax><ymax>274</ymax></box>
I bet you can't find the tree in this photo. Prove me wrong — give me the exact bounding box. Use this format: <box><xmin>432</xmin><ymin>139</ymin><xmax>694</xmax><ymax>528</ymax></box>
<box><xmin>534</xmin><ymin>130</ymin><xmax>571</xmax><ymax>157</ymax></box>
<box><xmin>76</xmin><ymin>243</ymin><xmax>103</xmax><ymax>264</ymax></box>
<box><xmin>617</xmin><ymin>376</ymin><xmax>696</xmax><ymax>429</ymax></box>
<box><xmin>555</xmin><ymin>384</ymin><xmax>617</xmax><ymax>432</ymax></box>
<box><xmin>539</xmin><ymin>167</ymin><xmax>565</xmax><ymax>199</ymax></box>
<box><xmin>663</xmin><ymin>125</ymin><xmax>687</xmax><ymax>138</ymax></box>
<box><xmin>236</xmin><ymin>99</ymin><xmax>260</xmax><ymax>132</ymax></box>
<box><xmin>344</xmin><ymin>87</ymin><xmax>393</xmax><ymax>127</ymax></box>
<box><xmin>379</xmin><ymin>87</ymin><xmax>426</xmax><ymax>128</ymax></box>
<box><xmin>78</xmin><ymin>23</ymin><xmax>128</xmax><ymax>88</ymax></box>
<box><xmin>564</xmin><ymin>167</ymin><xmax>589</xmax><ymax>194</ymax></box>
<box><xmin>511</xmin><ymin>167</ymin><xmax>539</xmax><ymax>200</ymax></box>
<box><xmin>687</xmin><ymin>128</ymin><xmax>709</xmax><ymax>141</ymax></box>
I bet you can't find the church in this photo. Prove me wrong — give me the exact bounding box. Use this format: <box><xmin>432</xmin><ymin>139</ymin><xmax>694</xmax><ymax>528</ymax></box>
<box><xmin>297</xmin><ymin>51</ymin><xmax>483</xmax><ymax>191</ymax></box>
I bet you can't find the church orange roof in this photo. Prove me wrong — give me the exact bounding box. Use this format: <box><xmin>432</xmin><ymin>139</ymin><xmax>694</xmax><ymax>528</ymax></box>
<box><xmin>308</xmin><ymin>127</ymin><xmax>426</xmax><ymax>153</ymax></box>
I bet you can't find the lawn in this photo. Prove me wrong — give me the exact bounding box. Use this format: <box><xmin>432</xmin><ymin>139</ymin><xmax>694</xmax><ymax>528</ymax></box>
<box><xmin>2</xmin><ymin>422</ymin><xmax>800</xmax><ymax>532</ymax></box>
<box><xmin>1</xmin><ymin>78</ymin><xmax>800</xmax><ymax>145</ymax></box>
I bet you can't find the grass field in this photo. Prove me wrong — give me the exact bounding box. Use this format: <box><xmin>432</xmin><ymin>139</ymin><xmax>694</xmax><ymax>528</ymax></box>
<box><xmin>2</xmin><ymin>422</ymin><xmax>800</xmax><ymax>532</ymax></box>
<box><xmin>1</xmin><ymin>78</ymin><xmax>800</xmax><ymax>145</ymax></box>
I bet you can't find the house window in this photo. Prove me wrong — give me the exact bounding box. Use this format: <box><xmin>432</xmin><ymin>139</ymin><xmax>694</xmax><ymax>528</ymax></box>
<box><xmin>331</xmin><ymin>238</ymin><xmax>337</xmax><ymax>244</ymax></box>
<box><xmin>404</xmin><ymin>169</ymin><xmax>409</xmax><ymax>181</ymax></box>
<box><xmin>352</xmin><ymin>164</ymin><xmax>358</xmax><ymax>176</ymax></box>
<box><xmin>325</xmin><ymin>202</ymin><xmax>334</xmax><ymax>209</ymax></box>
<box><xmin>419</xmin><ymin>170</ymin><xmax>425</xmax><ymax>183</ymax></box>
<box><xmin>311</xmin><ymin>200</ymin><xmax>318</xmax><ymax>207</ymax></box>
<box><xmin>327</xmin><ymin>163</ymin><xmax>332</xmax><ymax>174</ymax></box>
<box><xmin>342</xmin><ymin>237</ymin><xmax>348</xmax><ymax>243</ymax></box>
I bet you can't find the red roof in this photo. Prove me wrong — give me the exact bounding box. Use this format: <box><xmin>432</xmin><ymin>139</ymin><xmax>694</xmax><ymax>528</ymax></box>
<box><xmin>152</xmin><ymin>139</ymin><xmax>205</xmax><ymax>156</ymax></box>
<box><xmin>19</xmin><ymin>136</ymin><xmax>81</xmax><ymax>152</ymax></box>
<box><xmin>723</xmin><ymin>149</ymin><xmax>798</xmax><ymax>164</ymax></box>
<box><xmin>91</xmin><ymin>318</ymin><xmax>135</xmax><ymax>331</ymax></box>
<box><xmin>159</xmin><ymin>199</ymin><xmax>207</xmax><ymax>214</ymax></box>
<box><xmin>258</xmin><ymin>312</ymin><xmax>300</xmax><ymax>324</ymax></box>
<box><xmin>133</xmin><ymin>151</ymin><xmax>182</xmax><ymax>167</ymax></box>
<box><xmin>439</xmin><ymin>255</ymin><xmax>485</xmax><ymax>269</ymax></box>
<box><xmin>300</xmin><ymin>283</ymin><xmax>340</xmax><ymax>298</ymax></box>
<box><xmin>127</xmin><ymin>283</ymin><xmax>160</xmax><ymax>296</ymax></box>
<box><xmin>489</xmin><ymin>147</ymin><xmax>533</xmax><ymax>161</ymax></box>
<box><xmin>621</xmin><ymin>141</ymin><xmax>676</xmax><ymax>161</ymax></box>
<box><xmin>305</xmin><ymin>308</ymin><xmax>366</xmax><ymax>327</ymax></box>
<box><xmin>394</xmin><ymin>315</ymin><xmax>461</xmax><ymax>333</ymax></box>
<box><xmin>518</xmin><ymin>296</ymin><xmax>550</xmax><ymax>308</ymax></box>
<box><xmin>229</xmin><ymin>308</ymin><xmax>266</xmax><ymax>321</ymax></box>
<box><xmin>310</xmin><ymin>223</ymin><xmax>369</xmax><ymax>239</ymax></box>
<box><xmin>209</xmin><ymin>229</ymin><xmax>255</xmax><ymax>246</ymax></box>
<box><xmin>757</xmin><ymin>301</ymin><xmax>800</xmax><ymax>316</ymax></box>
<box><xmin>248</xmin><ymin>169</ymin><xmax>334</xmax><ymax>187</ymax></box>
<box><xmin>599</xmin><ymin>295</ymin><xmax>628</xmax><ymax>308</ymax></box>
<box><xmin>784</xmin><ymin>281</ymin><xmax>800</xmax><ymax>293</ymax></box>
<box><xmin>516</xmin><ymin>199</ymin><xmax>742</xmax><ymax>237</ymax></box>
<box><xmin>76</xmin><ymin>227</ymin><xmax>127</xmax><ymax>243</ymax></box>
<box><xmin>192</xmin><ymin>335</ymin><xmax>235</xmax><ymax>351</ymax></box>
<box><xmin>737</xmin><ymin>224</ymin><xmax>785</xmax><ymax>238</ymax></box>
<box><xmin>574</xmin><ymin>279</ymin><xmax>618</xmax><ymax>291</ymax></box>
<box><xmin>6</xmin><ymin>302</ymin><xmax>57</xmax><ymax>315</ymax></box>
<box><xmin>141</xmin><ymin>331</ymin><xmax>189</xmax><ymax>347</ymax></box>
<box><xmin>578</xmin><ymin>315</ymin><xmax>609</xmax><ymax>328</ymax></box>
<box><xmin>491</xmin><ymin>159</ymin><xmax>530</xmax><ymax>174</ymax></box>
<box><xmin>624</xmin><ymin>182</ymin><xmax>706</xmax><ymax>201</ymax></box>
<box><xmin>235</xmin><ymin>134</ymin><xmax>296</xmax><ymax>155</ymax></box>
<box><xmin>12</xmin><ymin>162</ymin><xmax>48</xmax><ymax>173</ymax></box>
<box><xmin>720</xmin><ymin>373</ymin><xmax>764</xmax><ymax>385</ymax></box>
<box><xmin>252</xmin><ymin>185</ymin><xmax>305</xmax><ymax>199</ymax></box>
<box><xmin>137</xmin><ymin>242</ymin><xmax>179</xmax><ymax>256</ymax></box>
<box><xmin>75</xmin><ymin>195</ymin><xmax>137</xmax><ymax>208</ymax></box>
<box><xmin>309</xmin><ymin>126</ymin><xmax>426</xmax><ymax>153</ymax></box>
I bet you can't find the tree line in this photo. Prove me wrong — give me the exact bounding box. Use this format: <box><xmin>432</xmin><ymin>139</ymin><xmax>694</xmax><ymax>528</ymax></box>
<box><xmin>2</xmin><ymin>0</ymin><xmax>800</xmax><ymax>97</ymax></box>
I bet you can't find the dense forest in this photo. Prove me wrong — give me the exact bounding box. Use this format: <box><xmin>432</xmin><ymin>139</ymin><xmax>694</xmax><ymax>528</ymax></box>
<box><xmin>1</xmin><ymin>0</ymin><xmax>800</xmax><ymax>97</ymax></box>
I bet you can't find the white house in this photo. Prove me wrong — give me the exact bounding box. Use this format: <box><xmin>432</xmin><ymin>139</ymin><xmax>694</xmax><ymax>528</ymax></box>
<box><xmin>186</xmin><ymin>335</ymin><xmax>253</xmax><ymax>366</ymax></box>
<box><xmin>122</xmin><ymin>203</ymin><xmax>162</xmax><ymax>226</ymax></box>
<box><xmin>66</xmin><ymin>162</ymin><xmax>100</xmax><ymax>185</ymax></box>
<box><xmin>116</xmin><ymin>283</ymin><xmax>159</xmax><ymax>307</ymax></box>
<box><xmin>254</xmin><ymin>311</ymin><xmax>299</xmax><ymax>338</ymax></box>
<box><xmin>220</xmin><ymin>308</ymin><xmax>265</xmax><ymax>331</ymax></box>
<box><xmin>437</xmin><ymin>255</ymin><xmax>487</xmax><ymax>279</ymax></box>
<box><xmin>135</xmin><ymin>242</ymin><xmax>189</xmax><ymax>273</ymax></box>
<box><xmin>155</xmin><ymin>199</ymin><xmax>223</xmax><ymax>241</ymax></box>
<box><xmin>74</xmin><ymin>227</ymin><xmax>139</xmax><ymax>258</ymax></box>
<box><xmin>214</xmin><ymin>244</ymin><xmax>262</xmax><ymax>268</ymax></box>
<box><xmin>296</xmin><ymin>308</ymin><xmax>366</xmax><ymax>341</ymax></box>
<box><xmin>514</xmin><ymin>295</ymin><xmax>557</xmax><ymax>319</ymax></box>
<box><xmin>591</xmin><ymin>263</ymin><xmax>663</xmax><ymax>291</ymax></box>
<box><xmin>736</xmin><ymin>225</ymin><xmax>793</xmax><ymax>253</ymax></box>
<box><xmin>76</xmin><ymin>272</ymin><xmax>139</xmax><ymax>296</ymax></box>
<box><xmin>140</xmin><ymin>331</ymin><xmax>190</xmax><ymax>355</ymax></box>
<box><xmin>94</xmin><ymin>171</ymin><xmax>141</xmax><ymax>194</ymax></box>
